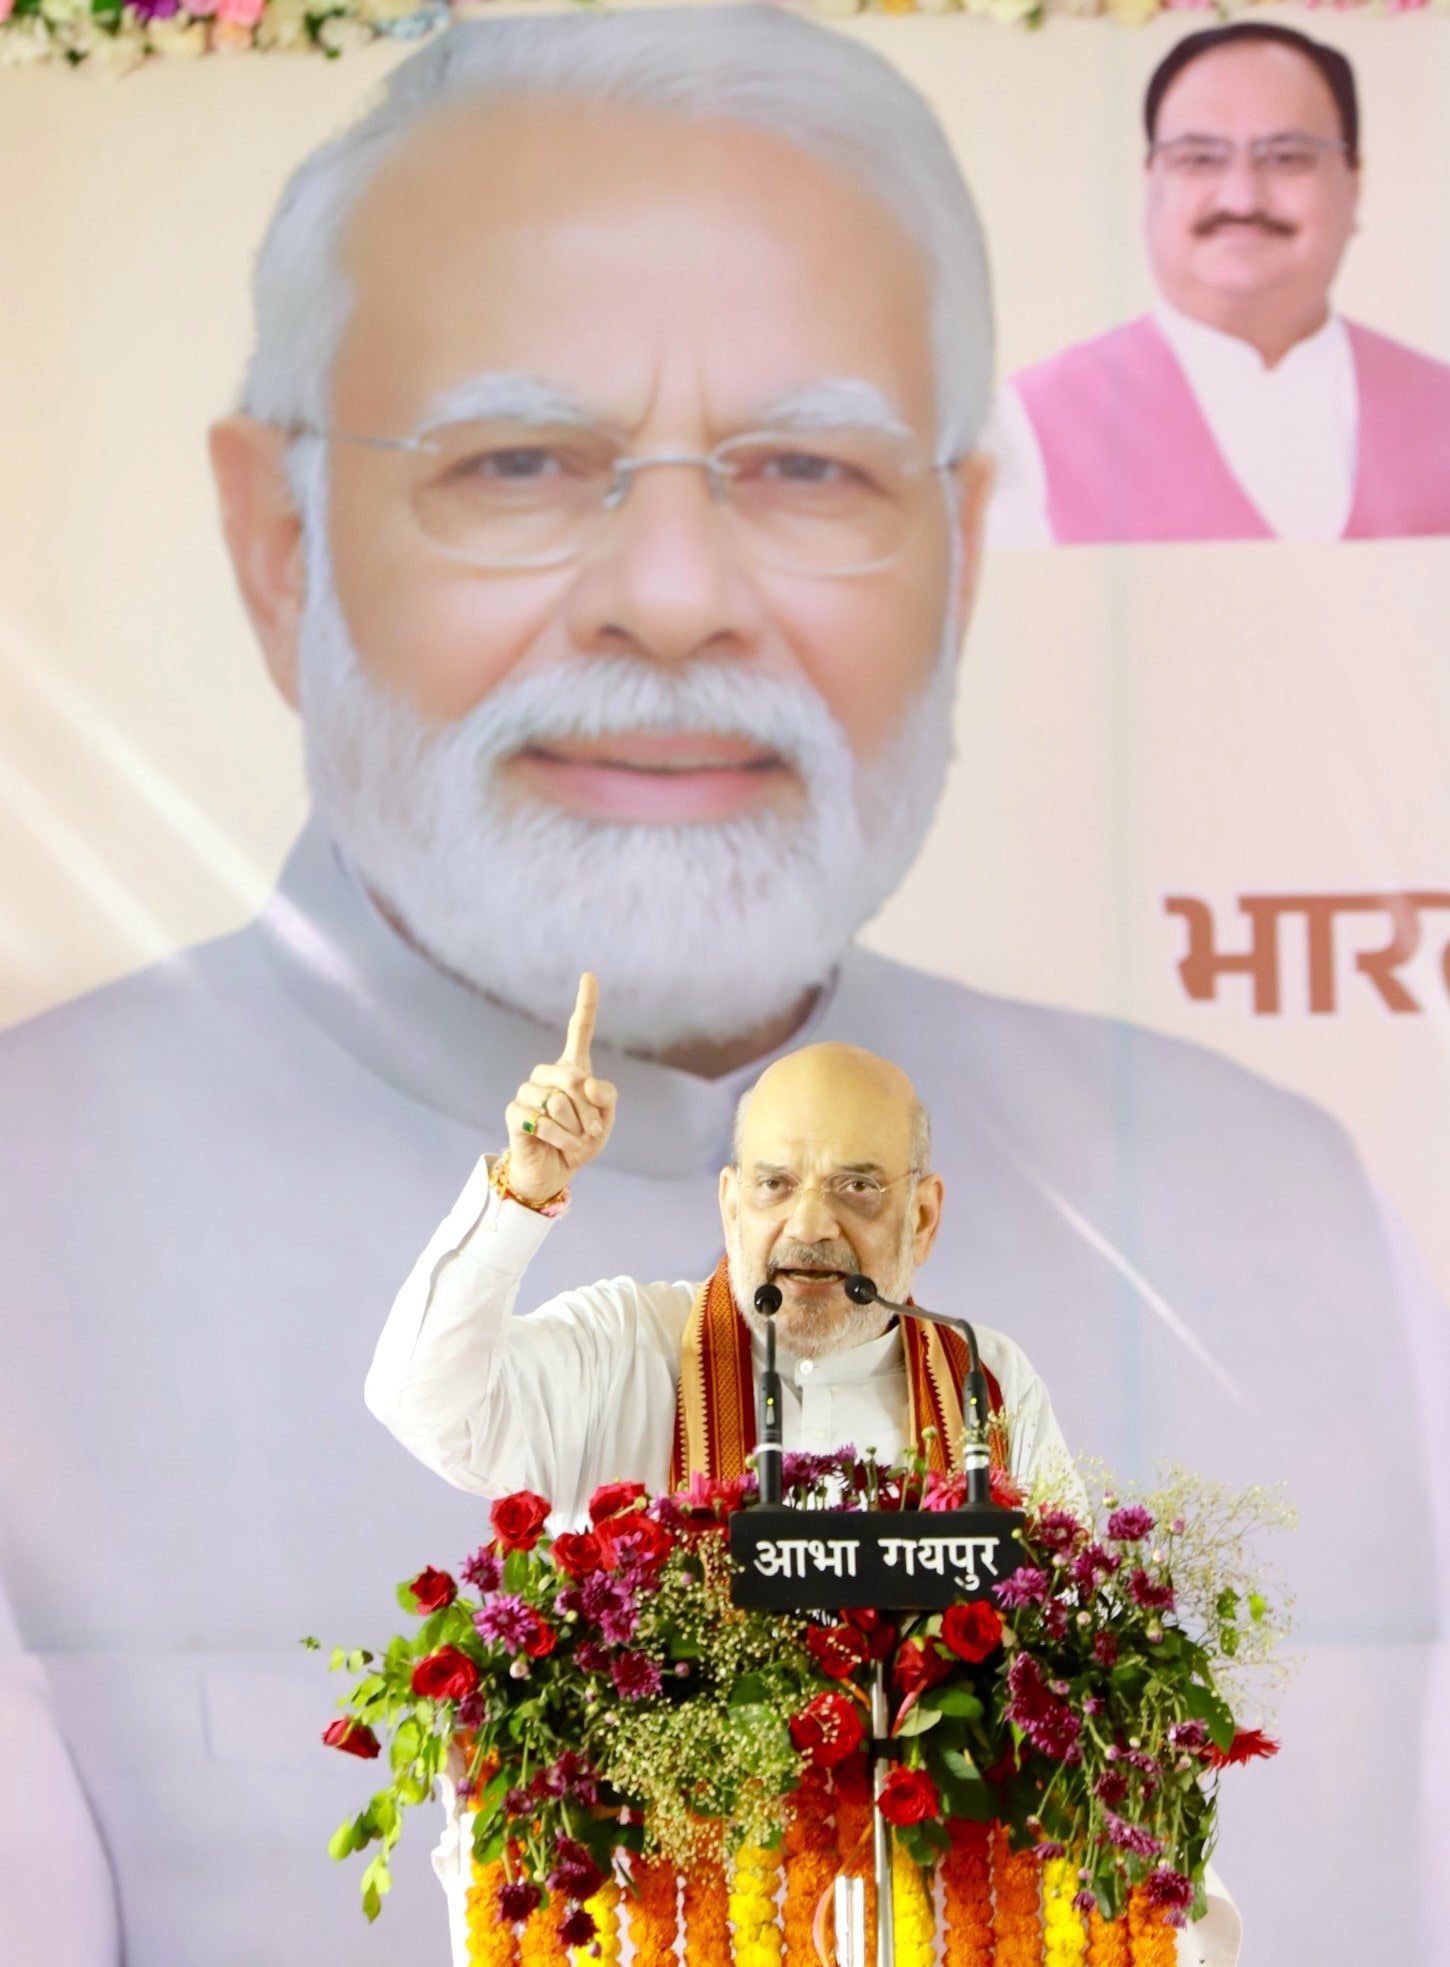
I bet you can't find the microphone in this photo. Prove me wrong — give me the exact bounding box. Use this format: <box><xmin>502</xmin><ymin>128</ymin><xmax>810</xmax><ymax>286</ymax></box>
<box><xmin>753</xmin><ymin>1282</ymin><xmax>785</xmax><ymax>1508</ymax></box>
<box><xmin>844</xmin><ymin>1274</ymin><xmax>994</xmax><ymax>1506</ymax></box>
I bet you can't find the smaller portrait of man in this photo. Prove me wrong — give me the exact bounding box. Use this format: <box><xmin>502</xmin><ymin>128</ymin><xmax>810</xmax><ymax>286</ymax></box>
<box><xmin>987</xmin><ymin>23</ymin><xmax>1450</xmax><ymax>544</ymax></box>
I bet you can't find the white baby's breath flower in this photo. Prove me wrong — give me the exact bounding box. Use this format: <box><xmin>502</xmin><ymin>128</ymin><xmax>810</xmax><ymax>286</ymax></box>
<box><xmin>147</xmin><ymin>14</ymin><xmax>206</xmax><ymax>52</ymax></box>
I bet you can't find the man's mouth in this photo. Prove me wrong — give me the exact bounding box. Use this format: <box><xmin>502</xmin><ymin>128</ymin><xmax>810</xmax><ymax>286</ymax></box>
<box><xmin>1194</xmin><ymin>215</ymin><xmax>1296</xmax><ymax>239</ymax></box>
<box><xmin>774</xmin><ymin>1266</ymin><xmax>847</xmax><ymax>1290</ymax></box>
<box><xmin>506</xmin><ymin>732</ymin><xmax>799</xmax><ymax>823</ymax></box>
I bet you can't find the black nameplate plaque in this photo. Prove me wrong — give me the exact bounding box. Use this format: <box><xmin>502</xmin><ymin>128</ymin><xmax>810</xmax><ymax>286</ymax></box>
<box><xmin>728</xmin><ymin>1508</ymin><xmax>1025</xmax><ymax>1613</ymax></box>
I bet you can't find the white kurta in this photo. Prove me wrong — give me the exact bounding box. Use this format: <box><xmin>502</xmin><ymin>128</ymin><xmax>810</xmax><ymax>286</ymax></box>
<box><xmin>365</xmin><ymin>1158</ymin><xmax>1078</xmax><ymax>1516</ymax></box>
<box><xmin>367</xmin><ymin>1160</ymin><xmax>1241</xmax><ymax>1967</ymax></box>
<box><xmin>986</xmin><ymin>308</ymin><xmax>1359</xmax><ymax>547</ymax></box>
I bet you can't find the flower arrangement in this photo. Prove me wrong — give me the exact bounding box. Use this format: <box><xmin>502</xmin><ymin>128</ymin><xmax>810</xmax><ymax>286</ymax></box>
<box><xmin>313</xmin><ymin>1456</ymin><xmax>1289</xmax><ymax>1960</ymax></box>
<box><xmin>0</xmin><ymin>0</ymin><xmax>1434</xmax><ymax>75</ymax></box>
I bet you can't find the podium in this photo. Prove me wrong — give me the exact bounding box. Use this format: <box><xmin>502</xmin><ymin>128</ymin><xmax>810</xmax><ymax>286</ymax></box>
<box><xmin>730</xmin><ymin>1504</ymin><xmax>1025</xmax><ymax>1967</ymax></box>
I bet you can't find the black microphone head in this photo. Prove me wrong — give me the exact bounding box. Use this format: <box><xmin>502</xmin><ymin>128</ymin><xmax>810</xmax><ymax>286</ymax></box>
<box><xmin>843</xmin><ymin>1273</ymin><xmax>878</xmax><ymax>1306</ymax></box>
<box><xmin>753</xmin><ymin>1283</ymin><xmax>783</xmax><ymax>1317</ymax></box>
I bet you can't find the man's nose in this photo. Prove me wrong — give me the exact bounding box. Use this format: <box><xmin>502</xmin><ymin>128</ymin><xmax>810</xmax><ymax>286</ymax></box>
<box><xmin>783</xmin><ymin>1184</ymin><xmax>841</xmax><ymax>1246</ymax></box>
<box><xmin>563</xmin><ymin>460</ymin><xmax>765</xmax><ymax>665</ymax></box>
<box><xmin>1213</xmin><ymin>152</ymin><xmax>1265</xmax><ymax>213</ymax></box>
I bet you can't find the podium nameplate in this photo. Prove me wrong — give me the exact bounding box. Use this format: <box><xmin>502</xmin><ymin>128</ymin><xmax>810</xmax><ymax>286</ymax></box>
<box><xmin>728</xmin><ymin>1508</ymin><xmax>1025</xmax><ymax>1612</ymax></box>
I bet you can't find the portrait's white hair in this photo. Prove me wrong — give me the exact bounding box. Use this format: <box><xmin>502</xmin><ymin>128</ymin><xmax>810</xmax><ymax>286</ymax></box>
<box><xmin>242</xmin><ymin>5</ymin><xmax>994</xmax><ymax>453</ymax></box>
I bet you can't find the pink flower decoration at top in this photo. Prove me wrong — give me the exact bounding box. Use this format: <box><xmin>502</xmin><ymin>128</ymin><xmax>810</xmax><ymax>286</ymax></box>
<box><xmin>215</xmin><ymin>0</ymin><xmax>265</xmax><ymax>24</ymax></box>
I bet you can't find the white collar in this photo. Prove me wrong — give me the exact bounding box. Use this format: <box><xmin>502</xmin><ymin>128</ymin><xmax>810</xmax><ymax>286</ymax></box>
<box><xmin>1153</xmin><ymin>299</ymin><xmax>1347</xmax><ymax>382</ymax></box>
<box><xmin>751</xmin><ymin>1320</ymin><xmax>906</xmax><ymax>1387</ymax></box>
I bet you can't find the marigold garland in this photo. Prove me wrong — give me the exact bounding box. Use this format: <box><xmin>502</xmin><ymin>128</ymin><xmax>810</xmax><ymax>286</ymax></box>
<box><xmin>1125</xmin><ymin>1887</ymin><xmax>1177</xmax><ymax>1967</ymax></box>
<box><xmin>1084</xmin><ymin>1906</ymin><xmax>1131</xmax><ymax>1967</ymax></box>
<box><xmin>730</xmin><ymin>1845</ymin><xmax>784</xmax><ymax>1967</ymax></box>
<box><xmin>890</xmin><ymin>1838</ymin><xmax>936</xmax><ymax>1967</ymax></box>
<box><xmin>1040</xmin><ymin>1858</ymin><xmax>1087</xmax><ymax>1967</ymax></box>
<box><xmin>629</xmin><ymin>1855</ymin><xmax>681</xmax><ymax>1967</ymax></box>
<box><xmin>520</xmin><ymin>1897</ymin><xmax>564</xmax><ymax>1967</ymax></box>
<box><xmin>782</xmin><ymin>1769</ymin><xmax>836</xmax><ymax>1967</ymax></box>
<box><xmin>942</xmin><ymin>1819</ymin><xmax>995</xmax><ymax>1967</ymax></box>
<box><xmin>991</xmin><ymin>1829</ymin><xmax>1044</xmax><ymax>1967</ymax></box>
<box><xmin>466</xmin><ymin>1859</ymin><xmax>521</xmax><ymax>1967</ymax></box>
<box><xmin>575</xmin><ymin>1881</ymin><xmax>622</xmax><ymax>1967</ymax></box>
<box><xmin>684</xmin><ymin>1855</ymin><xmax>733</xmax><ymax>1967</ymax></box>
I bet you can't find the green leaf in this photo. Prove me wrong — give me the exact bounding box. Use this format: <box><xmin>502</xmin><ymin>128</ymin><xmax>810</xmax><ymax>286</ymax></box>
<box><xmin>729</xmin><ymin>1673</ymin><xmax>772</xmax><ymax>1708</ymax></box>
<box><xmin>300</xmin><ymin>1635</ymin><xmax>321</xmax><ymax>1651</ymax></box>
<box><xmin>923</xmin><ymin>1687</ymin><xmax>983</xmax><ymax>1721</ymax></box>
<box><xmin>895</xmin><ymin>1703</ymin><xmax>942</xmax><ymax>1738</ymax></box>
<box><xmin>390</xmin><ymin>1718</ymin><xmax>423</xmax><ymax>1774</ymax></box>
<box><xmin>396</xmin><ymin>1579</ymin><xmax>422</xmax><ymax>1616</ymax></box>
<box><xmin>939</xmin><ymin>1745</ymin><xmax>980</xmax><ymax>1784</ymax></box>
<box><xmin>1247</xmin><ymin>1592</ymin><xmax>1268</xmax><ymax>1624</ymax></box>
<box><xmin>503</xmin><ymin>1549</ymin><xmax>530</xmax><ymax>1594</ymax></box>
<box><xmin>1185</xmin><ymin>1683</ymin><xmax>1235</xmax><ymax>1752</ymax></box>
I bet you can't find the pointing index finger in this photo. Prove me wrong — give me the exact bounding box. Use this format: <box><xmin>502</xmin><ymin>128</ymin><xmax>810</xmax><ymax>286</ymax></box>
<box><xmin>562</xmin><ymin>972</ymin><xmax>598</xmax><ymax>1070</ymax></box>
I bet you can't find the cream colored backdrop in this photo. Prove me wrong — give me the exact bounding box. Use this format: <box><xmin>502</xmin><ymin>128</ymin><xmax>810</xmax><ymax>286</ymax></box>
<box><xmin>3</xmin><ymin>8</ymin><xmax>1447</xmax><ymax>1315</ymax></box>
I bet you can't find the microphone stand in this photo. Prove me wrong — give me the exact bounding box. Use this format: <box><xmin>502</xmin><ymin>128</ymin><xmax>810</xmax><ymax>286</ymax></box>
<box><xmin>752</xmin><ymin>1282</ymin><xmax>785</xmax><ymax>1508</ymax></box>
<box><xmin>844</xmin><ymin>1274</ymin><xmax>994</xmax><ymax>1507</ymax></box>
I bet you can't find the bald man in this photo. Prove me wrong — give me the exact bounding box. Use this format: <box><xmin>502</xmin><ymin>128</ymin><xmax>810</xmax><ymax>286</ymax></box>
<box><xmin>367</xmin><ymin>979</ymin><xmax>1242</xmax><ymax>1967</ymax></box>
<box><xmin>366</xmin><ymin>974</ymin><xmax>1074</xmax><ymax>1521</ymax></box>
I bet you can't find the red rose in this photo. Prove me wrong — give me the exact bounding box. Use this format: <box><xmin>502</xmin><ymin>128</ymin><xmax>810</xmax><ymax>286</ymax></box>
<box><xmin>789</xmin><ymin>1691</ymin><xmax>867</xmax><ymax>1769</ymax></box>
<box><xmin>878</xmin><ymin>1765</ymin><xmax>940</xmax><ymax>1827</ymax></box>
<box><xmin>490</xmin><ymin>1491</ymin><xmax>551</xmax><ymax>1553</ymax></box>
<box><xmin>521</xmin><ymin>1612</ymin><xmax>558</xmax><ymax>1659</ymax></box>
<box><xmin>892</xmin><ymin>1638</ymin><xmax>951</xmax><ymax>1697</ymax></box>
<box><xmin>410</xmin><ymin>1645</ymin><xmax>481</xmax><ymax>1701</ymax></box>
<box><xmin>941</xmin><ymin>1601</ymin><xmax>1004</xmax><ymax>1665</ymax></box>
<box><xmin>321</xmin><ymin>1717</ymin><xmax>380</xmax><ymax>1759</ymax></box>
<box><xmin>552</xmin><ymin>1531</ymin><xmax>605</xmax><ymax>1581</ymax></box>
<box><xmin>408</xmin><ymin>1566</ymin><xmax>458</xmax><ymax>1613</ymax></box>
<box><xmin>595</xmin><ymin>1511</ymin><xmax>674</xmax><ymax>1572</ymax></box>
<box><xmin>842</xmin><ymin>1607</ymin><xmax>897</xmax><ymax>1660</ymax></box>
<box><xmin>806</xmin><ymin>1625</ymin><xmax>870</xmax><ymax>1682</ymax></box>
<box><xmin>588</xmin><ymin>1481</ymin><xmax>649</xmax><ymax>1525</ymax></box>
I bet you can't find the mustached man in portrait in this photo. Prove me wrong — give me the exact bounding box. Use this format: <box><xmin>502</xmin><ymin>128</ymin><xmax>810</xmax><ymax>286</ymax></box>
<box><xmin>0</xmin><ymin>10</ymin><xmax>1440</xmax><ymax>1966</ymax></box>
<box><xmin>987</xmin><ymin>23</ymin><xmax>1450</xmax><ymax>544</ymax></box>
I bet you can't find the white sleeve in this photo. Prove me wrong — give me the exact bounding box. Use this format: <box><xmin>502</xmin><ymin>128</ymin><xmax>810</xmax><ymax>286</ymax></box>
<box><xmin>0</xmin><ymin>1589</ymin><xmax>119</xmax><ymax>1966</ymax></box>
<box><xmin>976</xmin><ymin>1326</ymin><xmax>1087</xmax><ymax>1514</ymax></box>
<box><xmin>979</xmin><ymin>384</ymin><xmax>1055</xmax><ymax>549</ymax></box>
<box><xmin>364</xmin><ymin>1157</ymin><xmax>691</xmax><ymax>1520</ymax></box>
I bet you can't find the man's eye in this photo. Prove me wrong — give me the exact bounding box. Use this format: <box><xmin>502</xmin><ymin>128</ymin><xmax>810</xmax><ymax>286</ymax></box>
<box><xmin>756</xmin><ymin>1176</ymin><xmax>790</xmax><ymax>1195</ymax></box>
<box><xmin>468</xmin><ymin>447</ymin><xmax>565</xmax><ymax>482</ymax></box>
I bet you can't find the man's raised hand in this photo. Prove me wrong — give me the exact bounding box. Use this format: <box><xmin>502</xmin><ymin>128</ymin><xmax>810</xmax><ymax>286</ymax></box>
<box><xmin>504</xmin><ymin>973</ymin><xmax>618</xmax><ymax>1205</ymax></box>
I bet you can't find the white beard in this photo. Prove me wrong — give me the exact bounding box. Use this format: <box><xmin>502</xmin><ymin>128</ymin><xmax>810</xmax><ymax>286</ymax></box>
<box><xmin>295</xmin><ymin>540</ymin><xmax>958</xmax><ymax>1057</ymax></box>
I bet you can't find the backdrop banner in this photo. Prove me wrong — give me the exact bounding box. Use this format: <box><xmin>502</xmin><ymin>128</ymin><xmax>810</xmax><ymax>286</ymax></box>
<box><xmin>1</xmin><ymin>9</ymin><xmax>1446</xmax><ymax>1965</ymax></box>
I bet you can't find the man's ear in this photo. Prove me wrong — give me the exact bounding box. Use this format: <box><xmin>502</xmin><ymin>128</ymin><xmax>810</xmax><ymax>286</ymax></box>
<box><xmin>719</xmin><ymin>1165</ymin><xmax>740</xmax><ymax>1240</ymax></box>
<box><xmin>948</xmin><ymin>450</ymin><xmax>996</xmax><ymax>635</ymax></box>
<box><xmin>910</xmin><ymin>1172</ymin><xmax>945</xmax><ymax>1267</ymax></box>
<box><xmin>209</xmin><ymin>416</ymin><xmax>308</xmax><ymax>709</ymax></box>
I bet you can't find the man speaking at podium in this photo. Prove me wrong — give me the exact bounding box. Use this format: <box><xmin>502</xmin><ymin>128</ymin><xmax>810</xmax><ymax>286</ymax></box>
<box><xmin>367</xmin><ymin>976</ymin><xmax>1238</xmax><ymax>1967</ymax></box>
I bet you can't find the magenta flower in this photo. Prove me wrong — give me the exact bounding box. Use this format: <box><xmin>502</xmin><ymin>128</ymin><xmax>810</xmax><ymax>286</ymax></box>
<box><xmin>1072</xmin><ymin>1891</ymin><xmax>1098</xmax><ymax>1915</ymax></box>
<box><xmin>1168</xmin><ymin>1720</ymin><xmax>1209</xmax><ymax>1752</ymax></box>
<box><xmin>497</xmin><ymin>1879</ymin><xmax>543</xmax><ymax>1922</ymax></box>
<box><xmin>1103</xmin><ymin>1812</ymin><xmax>1163</xmax><ymax>1858</ymax></box>
<box><xmin>996</xmin><ymin>1566</ymin><xmax>1050</xmax><ymax>1608</ymax></box>
<box><xmin>574</xmin><ymin>1640</ymin><xmax>611</xmax><ymax>1674</ymax></box>
<box><xmin>1093</xmin><ymin>1631</ymin><xmax>1119</xmax><ymax>1667</ymax></box>
<box><xmin>1106</xmin><ymin>1505</ymin><xmax>1154</xmax><ymax>1542</ymax></box>
<box><xmin>610</xmin><ymin>1650</ymin><xmax>663</xmax><ymax>1701</ymax></box>
<box><xmin>1127</xmin><ymin>1569</ymin><xmax>1176</xmax><ymax>1613</ymax></box>
<box><xmin>473</xmin><ymin>1593</ymin><xmax>535</xmax><ymax>1653</ymax></box>
<box><xmin>1070</xmin><ymin>1543</ymin><xmax>1121</xmax><ymax>1593</ymax></box>
<box><xmin>461</xmin><ymin>1546</ymin><xmax>503</xmax><ymax>1592</ymax></box>
<box><xmin>549</xmin><ymin>1837</ymin><xmax>605</xmax><ymax>1901</ymax></box>
<box><xmin>1033</xmin><ymin>1510</ymin><xmax>1086</xmax><ymax>1555</ymax></box>
<box><xmin>1093</xmin><ymin>1769</ymin><xmax>1130</xmax><ymax>1806</ymax></box>
<box><xmin>1145</xmin><ymin>1867</ymin><xmax>1194</xmax><ymax>1911</ymax></box>
<box><xmin>558</xmin><ymin>1907</ymin><xmax>598</xmax><ymax>1948</ymax></box>
<box><xmin>1005</xmin><ymin>1653</ymin><xmax>1081</xmax><ymax>1759</ymax></box>
<box><xmin>579</xmin><ymin>1573</ymin><xmax>639</xmax><ymax>1645</ymax></box>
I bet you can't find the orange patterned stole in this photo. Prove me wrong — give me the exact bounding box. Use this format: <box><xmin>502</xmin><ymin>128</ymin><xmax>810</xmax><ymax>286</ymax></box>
<box><xmin>669</xmin><ymin>1256</ymin><xmax>1009</xmax><ymax>1487</ymax></box>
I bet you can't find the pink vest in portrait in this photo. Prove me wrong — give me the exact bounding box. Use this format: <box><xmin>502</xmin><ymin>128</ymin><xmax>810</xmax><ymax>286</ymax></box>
<box><xmin>1012</xmin><ymin>314</ymin><xmax>1450</xmax><ymax>543</ymax></box>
